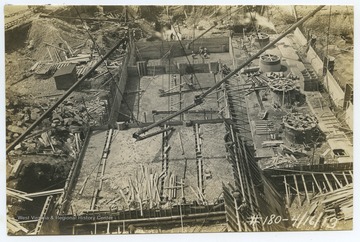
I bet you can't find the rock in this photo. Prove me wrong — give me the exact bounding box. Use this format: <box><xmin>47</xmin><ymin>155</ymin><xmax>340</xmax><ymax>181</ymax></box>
<box><xmin>7</xmin><ymin>125</ymin><xmax>26</xmax><ymax>134</ymax></box>
<box><xmin>63</xmin><ymin>118</ymin><xmax>74</xmax><ymax>126</ymax></box>
<box><xmin>78</xmin><ymin>105</ymin><xmax>86</xmax><ymax>112</ymax></box>
<box><xmin>33</xmin><ymin>108</ymin><xmax>41</xmax><ymax>113</ymax></box>
<box><xmin>25</xmin><ymin>142</ymin><xmax>36</xmax><ymax>151</ymax></box>
<box><xmin>40</xmin><ymin>133</ymin><xmax>50</xmax><ymax>147</ymax></box>
<box><xmin>23</xmin><ymin>113</ymin><xmax>30</xmax><ymax>122</ymax></box>
<box><xmin>27</xmin><ymin>40</ymin><xmax>34</xmax><ymax>50</ymax></box>
<box><xmin>52</xmin><ymin>113</ymin><xmax>63</xmax><ymax>122</ymax></box>
<box><xmin>31</xmin><ymin>111</ymin><xmax>40</xmax><ymax>121</ymax></box>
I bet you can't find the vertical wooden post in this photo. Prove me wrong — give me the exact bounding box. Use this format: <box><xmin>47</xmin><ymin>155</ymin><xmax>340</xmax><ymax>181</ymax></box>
<box><xmin>179</xmin><ymin>203</ymin><xmax>184</xmax><ymax>232</ymax></box>
<box><xmin>293</xmin><ymin>175</ymin><xmax>301</xmax><ymax>206</ymax></box>
<box><xmin>343</xmin><ymin>172</ymin><xmax>349</xmax><ymax>185</ymax></box>
<box><xmin>284</xmin><ymin>176</ymin><xmax>290</xmax><ymax>206</ymax></box>
<box><xmin>331</xmin><ymin>173</ymin><xmax>342</xmax><ymax>187</ymax></box>
<box><xmin>107</xmin><ymin>221</ymin><xmax>110</xmax><ymax>234</ymax></box>
<box><xmin>301</xmin><ymin>175</ymin><xmax>310</xmax><ymax>203</ymax></box>
<box><xmin>323</xmin><ymin>174</ymin><xmax>333</xmax><ymax>192</ymax></box>
<box><xmin>311</xmin><ymin>173</ymin><xmax>321</xmax><ymax>193</ymax></box>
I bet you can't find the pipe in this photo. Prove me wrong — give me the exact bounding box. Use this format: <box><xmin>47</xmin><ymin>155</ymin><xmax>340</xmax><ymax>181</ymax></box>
<box><xmin>6</xmin><ymin>38</ymin><xmax>128</xmax><ymax>153</ymax></box>
<box><xmin>133</xmin><ymin>5</ymin><xmax>325</xmax><ymax>140</ymax></box>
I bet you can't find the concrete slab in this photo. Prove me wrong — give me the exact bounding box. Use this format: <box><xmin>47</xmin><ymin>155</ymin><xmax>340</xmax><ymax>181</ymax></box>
<box><xmin>69</xmin><ymin>124</ymin><xmax>234</xmax><ymax>213</ymax></box>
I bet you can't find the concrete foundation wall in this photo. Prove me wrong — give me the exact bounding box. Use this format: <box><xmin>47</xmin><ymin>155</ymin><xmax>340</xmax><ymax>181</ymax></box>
<box><xmin>135</xmin><ymin>37</ymin><xmax>229</xmax><ymax>60</ymax></box>
<box><xmin>108</xmin><ymin>47</ymin><xmax>131</xmax><ymax>126</ymax></box>
<box><xmin>138</xmin><ymin>62</ymin><xmax>219</xmax><ymax>76</ymax></box>
<box><xmin>293</xmin><ymin>28</ymin><xmax>345</xmax><ymax>107</ymax></box>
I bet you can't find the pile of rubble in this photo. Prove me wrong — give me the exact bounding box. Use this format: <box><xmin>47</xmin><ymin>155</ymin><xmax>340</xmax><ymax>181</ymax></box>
<box><xmin>6</xmin><ymin>95</ymin><xmax>108</xmax><ymax>157</ymax></box>
<box><xmin>283</xmin><ymin>112</ymin><xmax>318</xmax><ymax>131</ymax></box>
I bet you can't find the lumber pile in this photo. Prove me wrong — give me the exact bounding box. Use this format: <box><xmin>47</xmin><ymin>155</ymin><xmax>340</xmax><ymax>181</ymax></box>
<box><xmin>311</xmin><ymin>183</ymin><xmax>353</xmax><ymax>221</ymax></box>
<box><xmin>115</xmin><ymin>165</ymin><xmax>162</xmax><ymax>212</ymax></box>
<box><xmin>283</xmin><ymin>112</ymin><xmax>318</xmax><ymax>131</ymax></box>
<box><xmin>111</xmin><ymin>165</ymin><xmax>185</xmax><ymax>213</ymax></box>
<box><xmin>259</xmin><ymin>153</ymin><xmax>297</xmax><ymax>169</ymax></box>
<box><xmin>7</xmin><ymin>217</ymin><xmax>29</xmax><ymax>234</ymax></box>
<box><xmin>280</xmin><ymin>144</ymin><xmax>308</xmax><ymax>158</ymax></box>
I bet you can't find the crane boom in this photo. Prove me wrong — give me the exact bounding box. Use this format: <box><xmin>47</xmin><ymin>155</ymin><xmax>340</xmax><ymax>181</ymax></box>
<box><xmin>132</xmin><ymin>5</ymin><xmax>325</xmax><ymax>140</ymax></box>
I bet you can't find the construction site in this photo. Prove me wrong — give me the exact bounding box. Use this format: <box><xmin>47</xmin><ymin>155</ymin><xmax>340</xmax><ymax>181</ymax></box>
<box><xmin>5</xmin><ymin>5</ymin><xmax>354</xmax><ymax>235</ymax></box>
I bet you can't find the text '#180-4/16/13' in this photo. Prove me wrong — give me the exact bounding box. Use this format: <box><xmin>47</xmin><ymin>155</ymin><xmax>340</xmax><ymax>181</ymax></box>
<box><xmin>247</xmin><ymin>213</ymin><xmax>338</xmax><ymax>229</ymax></box>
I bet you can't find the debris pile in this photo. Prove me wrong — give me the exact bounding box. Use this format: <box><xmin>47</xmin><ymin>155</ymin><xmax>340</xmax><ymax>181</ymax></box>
<box><xmin>110</xmin><ymin>165</ymin><xmax>162</xmax><ymax>212</ymax></box>
<box><xmin>283</xmin><ymin>113</ymin><xmax>318</xmax><ymax>131</ymax></box>
<box><xmin>313</xmin><ymin>183</ymin><xmax>353</xmax><ymax>221</ymax></box>
<box><xmin>293</xmin><ymin>183</ymin><xmax>353</xmax><ymax>230</ymax></box>
<box><xmin>268</xmin><ymin>77</ymin><xmax>297</xmax><ymax>92</ymax></box>
<box><xmin>7</xmin><ymin>96</ymin><xmax>108</xmax><ymax>157</ymax></box>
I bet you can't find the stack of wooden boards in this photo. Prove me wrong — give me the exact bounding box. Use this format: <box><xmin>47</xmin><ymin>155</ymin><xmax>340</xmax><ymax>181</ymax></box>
<box><xmin>310</xmin><ymin>183</ymin><xmax>353</xmax><ymax>221</ymax></box>
<box><xmin>108</xmin><ymin>165</ymin><xmax>183</xmax><ymax>215</ymax></box>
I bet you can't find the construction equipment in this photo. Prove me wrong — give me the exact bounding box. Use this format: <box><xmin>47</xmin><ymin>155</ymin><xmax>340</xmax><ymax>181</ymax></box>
<box><xmin>133</xmin><ymin>5</ymin><xmax>325</xmax><ymax>141</ymax></box>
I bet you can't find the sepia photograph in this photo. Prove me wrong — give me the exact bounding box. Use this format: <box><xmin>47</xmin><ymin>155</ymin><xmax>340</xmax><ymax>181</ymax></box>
<box><xmin>3</xmin><ymin>3</ymin><xmax>355</xmax><ymax>236</ymax></box>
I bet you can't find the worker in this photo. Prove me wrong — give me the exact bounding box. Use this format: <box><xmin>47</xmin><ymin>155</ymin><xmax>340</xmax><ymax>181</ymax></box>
<box><xmin>203</xmin><ymin>48</ymin><xmax>208</xmax><ymax>58</ymax></box>
<box><xmin>189</xmin><ymin>74</ymin><xmax>194</xmax><ymax>86</ymax></box>
<box><xmin>191</xmin><ymin>50</ymin><xmax>196</xmax><ymax>59</ymax></box>
<box><xmin>172</xmin><ymin>75</ymin><xmax>177</xmax><ymax>86</ymax></box>
<box><xmin>199</xmin><ymin>46</ymin><xmax>204</xmax><ymax>55</ymax></box>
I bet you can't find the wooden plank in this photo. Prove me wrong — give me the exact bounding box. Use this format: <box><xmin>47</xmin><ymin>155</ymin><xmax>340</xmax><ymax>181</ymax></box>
<box><xmin>189</xmin><ymin>185</ymin><xmax>201</xmax><ymax>200</ymax></box>
<box><xmin>10</xmin><ymin>160</ymin><xmax>23</xmax><ymax>178</ymax></box>
<box><xmin>343</xmin><ymin>172</ymin><xmax>349</xmax><ymax>185</ymax></box>
<box><xmin>293</xmin><ymin>175</ymin><xmax>301</xmax><ymax>206</ymax></box>
<box><xmin>6</xmin><ymin>190</ymin><xmax>33</xmax><ymax>201</ymax></box>
<box><xmin>322</xmin><ymin>182</ymin><xmax>328</xmax><ymax>193</ymax></box>
<box><xmin>308</xmin><ymin>201</ymin><xmax>319</xmax><ymax>216</ymax></box>
<box><xmin>261</xmin><ymin>140</ymin><xmax>284</xmax><ymax>147</ymax></box>
<box><xmin>26</xmin><ymin>188</ymin><xmax>64</xmax><ymax>198</ymax></box>
<box><xmin>301</xmin><ymin>174</ymin><xmax>310</xmax><ymax>203</ymax></box>
<box><xmin>181</xmin><ymin>178</ymin><xmax>185</xmax><ymax>199</ymax></box>
<box><xmin>178</xmin><ymin>131</ymin><xmax>185</xmax><ymax>155</ymax></box>
<box><xmin>7</xmin><ymin>218</ymin><xmax>29</xmax><ymax>233</ymax></box>
<box><xmin>284</xmin><ymin>176</ymin><xmax>290</xmax><ymax>206</ymax></box>
<box><xmin>323</xmin><ymin>174</ymin><xmax>334</xmax><ymax>192</ymax></box>
<box><xmin>6</xmin><ymin>187</ymin><xmax>27</xmax><ymax>195</ymax></box>
<box><xmin>78</xmin><ymin>177</ymin><xmax>89</xmax><ymax>195</ymax></box>
<box><xmin>311</xmin><ymin>173</ymin><xmax>322</xmax><ymax>193</ymax></box>
<box><xmin>331</xmin><ymin>172</ymin><xmax>342</xmax><ymax>188</ymax></box>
